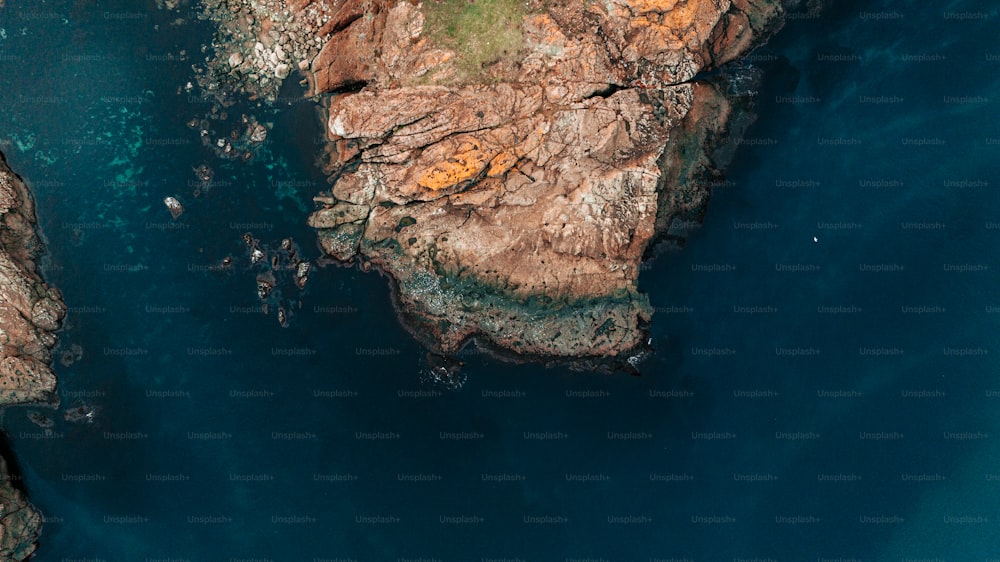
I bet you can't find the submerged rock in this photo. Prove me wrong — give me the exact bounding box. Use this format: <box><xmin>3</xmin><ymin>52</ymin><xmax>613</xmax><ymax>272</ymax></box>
<box><xmin>26</xmin><ymin>411</ymin><xmax>54</xmax><ymax>429</ymax></box>
<box><xmin>419</xmin><ymin>353</ymin><xmax>466</xmax><ymax>391</ymax></box>
<box><xmin>193</xmin><ymin>163</ymin><xmax>213</xmax><ymax>183</ymax></box>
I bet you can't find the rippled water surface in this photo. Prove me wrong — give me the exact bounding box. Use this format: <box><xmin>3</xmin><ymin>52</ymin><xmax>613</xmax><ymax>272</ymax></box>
<box><xmin>0</xmin><ymin>0</ymin><xmax>998</xmax><ymax>559</ymax></box>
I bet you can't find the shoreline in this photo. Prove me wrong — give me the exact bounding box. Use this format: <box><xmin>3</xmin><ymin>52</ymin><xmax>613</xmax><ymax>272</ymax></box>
<box><xmin>194</xmin><ymin>0</ymin><xmax>807</xmax><ymax>365</ymax></box>
<box><xmin>0</xmin><ymin>150</ymin><xmax>68</xmax><ymax>558</ymax></box>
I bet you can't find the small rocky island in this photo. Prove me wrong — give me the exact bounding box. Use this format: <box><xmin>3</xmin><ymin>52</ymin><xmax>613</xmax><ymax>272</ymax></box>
<box><xmin>0</xmin><ymin>151</ymin><xmax>67</xmax><ymax>558</ymax></box>
<box><xmin>198</xmin><ymin>0</ymin><xmax>802</xmax><ymax>362</ymax></box>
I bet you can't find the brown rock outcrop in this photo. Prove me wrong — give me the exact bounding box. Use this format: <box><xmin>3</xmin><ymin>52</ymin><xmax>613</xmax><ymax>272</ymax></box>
<box><xmin>0</xmin><ymin>152</ymin><xmax>65</xmax><ymax>405</ymax></box>
<box><xmin>207</xmin><ymin>0</ymin><xmax>787</xmax><ymax>360</ymax></box>
<box><xmin>0</xmin><ymin>150</ymin><xmax>66</xmax><ymax>557</ymax></box>
<box><xmin>0</xmin><ymin>453</ymin><xmax>41</xmax><ymax>561</ymax></box>
<box><xmin>310</xmin><ymin>0</ymin><xmax>784</xmax><ymax>359</ymax></box>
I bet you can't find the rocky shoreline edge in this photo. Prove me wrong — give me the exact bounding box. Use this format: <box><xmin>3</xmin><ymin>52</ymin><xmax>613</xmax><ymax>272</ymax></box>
<box><xmin>337</xmin><ymin>63</ymin><xmax>769</xmax><ymax>376</ymax></box>
<box><xmin>190</xmin><ymin>0</ymin><xmax>819</xmax><ymax>367</ymax></box>
<box><xmin>0</xmin><ymin>150</ymin><xmax>67</xmax><ymax>558</ymax></box>
<box><xmin>309</xmin><ymin>3</ymin><xmax>780</xmax><ymax>366</ymax></box>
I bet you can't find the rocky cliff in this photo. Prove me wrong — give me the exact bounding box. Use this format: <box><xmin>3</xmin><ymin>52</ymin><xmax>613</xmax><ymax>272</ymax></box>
<box><xmin>0</xmin><ymin>451</ymin><xmax>41</xmax><ymax>561</ymax></box>
<box><xmin>0</xmin><ymin>153</ymin><xmax>65</xmax><ymax>405</ymax></box>
<box><xmin>200</xmin><ymin>0</ymin><xmax>788</xmax><ymax>362</ymax></box>
<box><xmin>0</xmin><ymin>151</ymin><xmax>67</xmax><ymax>558</ymax></box>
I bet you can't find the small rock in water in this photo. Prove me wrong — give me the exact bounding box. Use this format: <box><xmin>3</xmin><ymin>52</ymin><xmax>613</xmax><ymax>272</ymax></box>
<box><xmin>251</xmin><ymin>247</ymin><xmax>265</xmax><ymax>265</ymax></box>
<box><xmin>248</xmin><ymin>123</ymin><xmax>267</xmax><ymax>143</ymax></box>
<box><xmin>274</xmin><ymin>63</ymin><xmax>290</xmax><ymax>80</ymax></box>
<box><xmin>60</xmin><ymin>343</ymin><xmax>83</xmax><ymax>367</ymax></box>
<box><xmin>256</xmin><ymin>271</ymin><xmax>276</xmax><ymax>300</ymax></box>
<box><xmin>64</xmin><ymin>402</ymin><xmax>97</xmax><ymax>424</ymax></box>
<box><xmin>27</xmin><ymin>410</ymin><xmax>54</xmax><ymax>429</ymax></box>
<box><xmin>295</xmin><ymin>262</ymin><xmax>310</xmax><ymax>289</ymax></box>
<box><xmin>420</xmin><ymin>354</ymin><xmax>467</xmax><ymax>390</ymax></box>
<box><xmin>163</xmin><ymin>196</ymin><xmax>184</xmax><ymax>219</ymax></box>
<box><xmin>194</xmin><ymin>164</ymin><xmax>213</xmax><ymax>183</ymax></box>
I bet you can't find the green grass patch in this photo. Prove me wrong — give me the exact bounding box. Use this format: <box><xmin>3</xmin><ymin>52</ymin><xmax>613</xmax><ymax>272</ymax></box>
<box><xmin>421</xmin><ymin>0</ymin><xmax>525</xmax><ymax>81</ymax></box>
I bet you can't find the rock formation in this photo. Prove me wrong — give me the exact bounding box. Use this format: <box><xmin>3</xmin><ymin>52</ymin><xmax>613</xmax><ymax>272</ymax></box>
<box><xmin>0</xmin><ymin>452</ymin><xmax>41</xmax><ymax>561</ymax></box>
<box><xmin>0</xmin><ymin>152</ymin><xmax>65</xmax><ymax>405</ymax></box>
<box><xmin>0</xmin><ymin>150</ymin><xmax>67</xmax><ymax>558</ymax></box>
<box><xmin>199</xmin><ymin>0</ymin><xmax>788</xmax><ymax>362</ymax></box>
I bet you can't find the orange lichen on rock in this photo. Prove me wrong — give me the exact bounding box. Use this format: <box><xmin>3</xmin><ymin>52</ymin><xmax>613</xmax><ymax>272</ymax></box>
<box><xmin>417</xmin><ymin>140</ymin><xmax>492</xmax><ymax>191</ymax></box>
<box><xmin>487</xmin><ymin>151</ymin><xmax>519</xmax><ymax>177</ymax></box>
<box><xmin>628</xmin><ymin>0</ymin><xmax>726</xmax><ymax>51</ymax></box>
<box><xmin>662</xmin><ymin>0</ymin><xmax>722</xmax><ymax>30</ymax></box>
<box><xmin>625</xmin><ymin>0</ymin><xmax>683</xmax><ymax>12</ymax></box>
<box><xmin>526</xmin><ymin>13</ymin><xmax>569</xmax><ymax>57</ymax></box>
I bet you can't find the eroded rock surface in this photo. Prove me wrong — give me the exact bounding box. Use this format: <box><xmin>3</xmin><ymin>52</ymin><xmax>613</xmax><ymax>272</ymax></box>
<box><xmin>0</xmin><ymin>454</ymin><xmax>41</xmax><ymax>561</ymax></box>
<box><xmin>0</xmin><ymin>152</ymin><xmax>65</xmax><ymax>404</ymax></box>
<box><xmin>205</xmin><ymin>0</ymin><xmax>787</xmax><ymax>360</ymax></box>
<box><xmin>0</xmin><ymin>151</ymin><xmax>66</xmax><ymax>557</ymax></box>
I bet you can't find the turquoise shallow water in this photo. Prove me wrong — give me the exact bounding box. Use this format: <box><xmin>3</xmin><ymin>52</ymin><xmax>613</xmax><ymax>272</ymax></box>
<box><xmin>1</xmin><ymin>0</ymin><xmax>999</xmax><ymax>560</ymax></box>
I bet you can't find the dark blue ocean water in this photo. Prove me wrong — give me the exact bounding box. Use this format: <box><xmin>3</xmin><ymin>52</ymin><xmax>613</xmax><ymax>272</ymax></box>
<box><xmin>1</xmin><ymin>0</ymin><xmax>999</xmax><ymax>560</ymax></box>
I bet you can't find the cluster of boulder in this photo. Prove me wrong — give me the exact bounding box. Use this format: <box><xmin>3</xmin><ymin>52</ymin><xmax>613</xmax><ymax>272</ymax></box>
<box><xmin>194</xmin><ymin>0</ymin><xmax>337</xmax><ymax>102</ymax></box>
